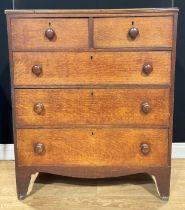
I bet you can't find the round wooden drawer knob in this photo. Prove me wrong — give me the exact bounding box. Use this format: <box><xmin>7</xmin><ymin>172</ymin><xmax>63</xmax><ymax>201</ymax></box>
<box><xmin>140</xmin><ymin>143</ymin><xmax>150</xmax><ymax>155</ymax></box>
<box><xmin>33</xmin><ymin>102</ymin><xmax>44</xmax><ymax>115</ymax></box>
<box><xmin>141</xmin><ymin>102</ymin><xmax>151</xmax><ymax>114</ymax></box>
<box><xmin>34</xmin><ymin>143</ymin><xmax>45</xmax><ymax>154</ymax></box>
<box><xmin>143</xmin><ymin>64</ymin><xmax>153</xmax><ymax>75</ymax></box>
<box><xmin>32</xmin><ymin>64</ymin><xmax>42</xmax><ymax>76</ymax></box>
<box><xmin>128</xmin><ymin>27</ymin><xmax>139</xmax><ymax>39</ymax></box>
<box><xmin>45</xmin><ymin>28</ymin><xmax>55</xmax><ymax>40</ymax></box>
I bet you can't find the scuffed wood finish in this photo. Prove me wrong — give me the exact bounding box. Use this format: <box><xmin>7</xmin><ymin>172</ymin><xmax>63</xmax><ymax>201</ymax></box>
<box><xmin>16</xmin><ymin>128</ymin><xmax>168</xmax><ymax>167</ymax></box>
<box><xmin>15</xmin><ymin>89</ymin><xmax>170</xmax><ymax>127</ymax></box>
<box><xmin>94</xmin><ymin>17</ymin><xmax>173</xmax><ymax>48</ymax></box>
<box><xmin>11</xmin><ymin>18</ymin><xmax>89</xmax><ymax>50</ymax></box>
<box><xmin>13</xmin><ymin>51</ymin><xmax>171</xmax><ymax>86</ymax></box>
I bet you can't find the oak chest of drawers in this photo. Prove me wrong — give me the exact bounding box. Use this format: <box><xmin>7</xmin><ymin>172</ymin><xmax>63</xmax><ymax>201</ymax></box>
<box><xmin>6</xmin><ymin>8</ymin><xmax>178</xmax><ymax>200</ymax></box>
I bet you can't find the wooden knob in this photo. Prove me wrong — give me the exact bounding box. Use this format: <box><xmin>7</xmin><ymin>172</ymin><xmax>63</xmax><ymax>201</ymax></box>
<box><xmin>45</xmin><ymin>28</ymin><xmax>55</xmax><ymax>40</ymax></box>
<box><xmin>143</xmin><ymin>64</ymin><xmax>153</xmax><ymax>75</ymax></box>
<box><xmin>128</xmin><ymin>27</ymin><xmax>139</xmax><ymax>39</ymax></box>
<box><xmin>33</xmin><ymin>102</ymin><xmax>44</xmax><ymax>115</ymax></box>
<box><xmin>32</xmin><ymin>64</ymin><xmax>42</xmax><ymax>76</ymax></box>
<box><xmin>34</xmin><ymin>143</ymin><xmax>45</xmax><ymax>154</ymax></box>
<box><xmin>140</xmin><ymin>143</ymin><xmax>150</xmax><ymax>155</ymax></box>
<box><xmin>141</xmin><ymin>102</ymin><xmax>151</xmax><ymax>114</ymax></box>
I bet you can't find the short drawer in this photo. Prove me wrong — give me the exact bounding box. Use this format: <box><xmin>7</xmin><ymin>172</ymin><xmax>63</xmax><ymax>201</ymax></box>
<box><xmin>17</xmin><ymin>128</ymin><xmax>168</xmax><ymax>167</ymax></box>
<box><xmin>13</xmin><ymin>51</ymin><xmax>171</xmax><ymax>86</ymax></box>
<box><xmin>94</xmin><ymin>17</ymin><xmax>173</xmax><ymax>48</ymax></box>
<box><xmin>10</xmin><ymin>18</ymin><xmax>88</xmax><ymax>50</ymax></box>
<box><xmin>15</xmin><ymin>89</ymin><xmax>170</xmax><ymax>127</ymax></box>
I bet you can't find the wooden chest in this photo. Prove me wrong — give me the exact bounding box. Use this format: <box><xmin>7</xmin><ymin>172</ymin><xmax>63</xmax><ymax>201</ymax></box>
<box><xmin>6</xmin><ymin>8</ymin><xmax>178</xmax><ymax>200</ymax></box>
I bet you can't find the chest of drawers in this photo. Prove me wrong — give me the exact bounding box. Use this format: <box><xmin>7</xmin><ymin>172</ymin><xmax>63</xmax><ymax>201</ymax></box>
<box><xmin>6</xmin><ymin>8</ymin><xmax>178</xmax><ymax>200</ymax></box>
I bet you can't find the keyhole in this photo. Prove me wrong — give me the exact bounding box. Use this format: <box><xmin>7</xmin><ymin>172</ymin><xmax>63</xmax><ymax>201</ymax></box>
<box><xmin>91</xmin><ymin>132</ymin><xmax>94</xmax><ymax>136</ymax></box>
<box><xmin>91</xmin><ymin>92</ymin><xmax>94</xmax><ymax>96</ymax></box>
<box><xmin>90</xmin><ymin>55</ymin><xmax>93</xmax><ymax>60</ymax></box>
<box><xmin>49</xmin><ymin>22</ymin><xmax>51</xmax><ymax>27</ymax></box>
<box><xmin>132</xmin><ymin>21</ymin><xmax>134</xmax><ymax>25</ymax></box>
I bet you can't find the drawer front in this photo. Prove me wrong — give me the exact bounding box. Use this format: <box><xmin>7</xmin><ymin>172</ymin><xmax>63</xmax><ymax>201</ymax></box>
<box><xmin>13</xmin><ymin>51</ymin><xmax>171</xmax><ymax>86</ymax></box>
<box><xmin>11</xmin><ymin>18</ymin><xmax>88</xmax><ymax>50</ymax></box>
<box><xmin>15</xmin><ymin>89</ymin><xmax>170</xmax><ymax>127</ymax></box>
<box><xmin>17</xmin><ymin>128</ymin><xmax>168</xmax><ymax>167</ymax></box>
<box><xmin>94</xmin><ymin>17</ymin><xmax>173</xmax><ymax>48</ymax></box>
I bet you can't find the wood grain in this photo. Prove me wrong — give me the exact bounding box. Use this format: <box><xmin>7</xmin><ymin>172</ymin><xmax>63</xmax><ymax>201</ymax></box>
<box><xmin>15</xmin><ymin>89</ymin><xmax>170</xmax><ymax>127</ymax></box>
<box><xmin>94</xmin><ymin>17</ymin><xmax>173</xmax><ymax>48</ymax></box>
<box><xmin>11</xmin><ymin>18</ymin><xmax>89</xmax><ymax>50</ymax></box>
<box><xmin>16</xmin><ymin>128</ymin><xmax>168</xmax><ymax>167</ymax></box>
<box><xmin>13</xmin><ymin>51</ymin><xmax>171</xmax><ymax>86</ymax></box>
<box><xmin>5</xmin><ymin>9</ymin><xmax>178</xmax><ymax>200</ymax></box>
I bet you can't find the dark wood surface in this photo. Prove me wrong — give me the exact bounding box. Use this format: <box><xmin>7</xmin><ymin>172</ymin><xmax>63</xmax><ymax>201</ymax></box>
<box><xmin>6</xmin><ymin>8</ymin><xmax>178</xmax><ymax>200</ymax></box>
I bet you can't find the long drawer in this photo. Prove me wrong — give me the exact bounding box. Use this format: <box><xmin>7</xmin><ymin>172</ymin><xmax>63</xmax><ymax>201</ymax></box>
<box><xmin>15</xmin><ymin>89</ymin><xmax>170</xmax><ymax>127</ymax></box>
<box><xmin>17</xmin><ymin>128</ymin><xmax>168</xmax><ymax>167</ymax></box>
<box><xmin>13</xmin><ymin>51</ymin><xmax>171</xmax><ymax>86</ymax></box>
<box><xmin>94</xmin><ymin>17</ymin><xmax>173</xmax><ymax>48</ymax></box>
<box><xmin>10</xmin><ymin>18</ymin><xmax>89</xmax><ymax>50</ymax></box>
